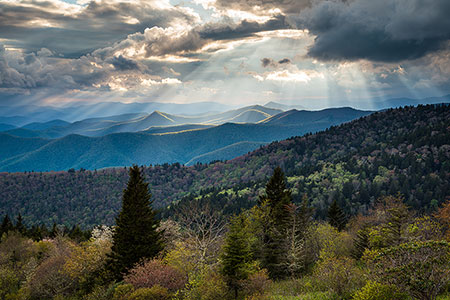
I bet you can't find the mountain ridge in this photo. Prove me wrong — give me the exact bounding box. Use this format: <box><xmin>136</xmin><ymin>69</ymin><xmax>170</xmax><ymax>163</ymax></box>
<box><xmin>0</xmin><ymin>107</ymin><xmax>373</xmax><ymax>171</ymax></box>
<box><xmin>0</xmin><ymin>104</ymin><xmax>448</xmax><ymax>227</ymax></box>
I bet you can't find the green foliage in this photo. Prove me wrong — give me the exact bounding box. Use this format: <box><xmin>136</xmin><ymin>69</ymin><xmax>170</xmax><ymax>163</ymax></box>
<box><xmin>181</xmin><ymin>268</ymin><xmax>229</xmax><ymax>300</ymax></box>
<box><xmin>328</xmin><ymin>200</ymin><xmax>347</xmax><ymax>231</ymax></box>
<box><xmin>365</xmin><ymin>240</ymin><xmax>450</xmax><ymax>300</ymax></box>
<box><xmin>313</xmin><ymin>256</ymin><xmax>365</xmax><ymax>298</ymax></box>
<box><xmin>352</xmin><ymin>281</ymin><xmax>408</xmax><ymax>300</ymax></box>
<box><xmin>0</xmin><ymin>267</ymin><xmax>20</xmax><ymax>299</ymax></box>
<box><xmin>258</xmin><ymin>167</ymin><xmax>293</xmax><ymax>279</ymax></box>
<box><xmin>221</xmin><ymin>214</ymin><xmax>254</xmax><ymax>297</ymax></box>
<box><xmin>128</xmin><ymin>285</ymin><xmax>170</xmax><ymax>300</ymax></box>
<box><xmin>113</xmin><ymin>284</ymin><xmax>135</xmax><ymax>300</ymax></box>
<box><xmin>107</xmin><ymin>166</ymin><xmax>164</xmax><ymax>281</ymax></box>
<box><xmin>352</xmin><ymin>226</ymin><xmax>370</xmax><ymax>260</ymax></box>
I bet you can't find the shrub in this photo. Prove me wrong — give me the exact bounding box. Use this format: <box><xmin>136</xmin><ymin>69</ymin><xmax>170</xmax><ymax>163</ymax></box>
<box><xmin>365</xmin><ymin>241</ymin><xmax>450</xmax><ymax>300</ymax></box>
<box><xmin>82</xmin><ymin>283</ymin><xmax>116</xmax><ymax>300</ymax></box>
<box><xmin>0</xmin><ymin>267</ymin><xmax>20</xmax><ymax>299</ymax></box>
<box><xmin>313</xmin><ymin>256</ymin><xmax>365</xmax><ymax>298</ymax></box>
<box><xmin>307</xmin><ymin>223</ymin><xmax>354</xmax><ymax>263</ymax></box>
<box><xmin>352</xmin><ymin>281</ymin><xmax>408</xmax><ymax>300</ymax></box>
<box><xmin>242</xmin><ymin>269</ymin><xmax>271</xmax><ymax>297</ymax></box>
<box><xmin>182</xmin><ymin>268</ymin><xmax>229</xmax><ymax>300</ymax></box>
<box><xmin>128</xmin><ymin>285</ymin><xmax>169</xmax><ymax>300</ymax></box>
<box><xmin>113</xmin><ymin>284</ymin><xmax>134</xmax><ymax>300</ymax></box>
<box><xmin>124</xmin><ymin>259</ymin><xmax>186</xmax><ymax>292</ymax></box>
<box><xmin>27</xmin><ymin>240</ymin><xmax>76</xmax><ymax>299</ymax></box>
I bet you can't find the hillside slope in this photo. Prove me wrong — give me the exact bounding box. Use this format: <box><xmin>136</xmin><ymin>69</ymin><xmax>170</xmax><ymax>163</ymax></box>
<box><xmin>0</xmin><ymin>105</ymin><xmax>448</xmax><ymax>227</ymax></box>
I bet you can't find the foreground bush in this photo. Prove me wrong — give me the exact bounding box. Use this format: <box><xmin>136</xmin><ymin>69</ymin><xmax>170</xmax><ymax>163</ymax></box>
<box><xmin>365</xmin><ymin>241</ymin><xmax>450</xmax><ymax>300</ymax></box>
<box><xmin>128</xmin><ymin>285</ymin><xmax>169</xmax><ymax>300</ymax></box>
<box><xmin>352</xmin><ymin>281</ymin><xmax>408</xmax><ymax>300</ymax></box>
<box><xmin>313</xmin><ymin>256</ymin><xmax>365</xmax><ymax>298</ymax></box>
<box><xmin>124</xmin><ymin>259</ymin><xmax>186</xmax><ymax>292</ymax></box>
<box><xmin>113</xmin><ymin>284</ymin><xmax>135</xmax><ymax>300</ymax></box>
<box><xmin>242</xmin><ymin>269</ymin><xmax>271</xmax><ymax>297</ymax></box>
<box><xmin>181</xmin><ymin>268</ymin><xmax>229</xmax><ymax>300</ymax></box>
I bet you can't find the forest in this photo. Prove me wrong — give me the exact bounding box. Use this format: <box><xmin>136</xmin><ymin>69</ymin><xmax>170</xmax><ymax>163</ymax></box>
<box><xmin>0</xmin><ymin>164</ymin><xmax>449</xmax><ymax>300</ymax></box>
<box><xmin>0</xmin><ymin>104</ymin><xmax>449</xmax><ymax>227</ymax></box>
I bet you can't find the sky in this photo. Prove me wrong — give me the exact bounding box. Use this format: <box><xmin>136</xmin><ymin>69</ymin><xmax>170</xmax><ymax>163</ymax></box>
<box><xmin>0</xmin><ymin>0</ymin><xmax>449</xmax><ymax>109</ymax></box>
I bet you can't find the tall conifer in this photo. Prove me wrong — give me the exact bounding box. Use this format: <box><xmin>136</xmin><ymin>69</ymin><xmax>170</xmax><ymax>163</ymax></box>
<box><xmin>221</xmin><ymin>214</ymin><xmax>253</xmax><ymax>299</ymax></box>
<box><xmin>107</xmin><ymin>165</ymin><xmax>163</xmax><ymax>280</ymax></box>
<box><xmin>259</xmin><ymin>167</ymin><xmax>292</xmax><ymax>279</ymax></box>
<box><xmin>0</xmin><ymin>215</ymin><xmax>13</xmax><ymax>237</ymax></box>
<box><xmin>328</xmin><ymin>199</ymin><xmax>347</xmax><ymax>231</ymax></box>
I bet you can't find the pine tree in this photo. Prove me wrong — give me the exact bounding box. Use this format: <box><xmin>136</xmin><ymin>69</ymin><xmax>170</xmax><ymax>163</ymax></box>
<box><xmin>15</xmin><ymin>213</ymin><xmax>25</xmax><ymax>234</ymax></box>
<box><xmin>328</xmin><ymin>199</ymin><xmax>347</xmax><ymax>231</ymax></box>
<box><xmin>107</xmin><ymin>165</ymin><xmax>163</xmax><ymax>281</ymax></box>
<box><xmin>383</xmin><ymin>194</ymin><xmax>409</xmax><ymax>246</ymax></box>
<box><xmin>258</xmin><ymin>167</ymin><xmax>293</xmax><ymax>279</ymax></box>
<box><xmin>0</xmin><ymin>215</ymin><xmax>13</xmax><ymax>237</ymax></box>
<box><xmin>50</xmin><ymin>222</ymin><xmax>58</xmax><ymax>238</ymax></box>
<box><xmin>221</xmin><ymin>214</ymin><xmax>253</xmax><ymax>299</ymax></box>
<box><xmin>351</xmin><ymin>226</ymin><xmax>370</xmax><ymax>259</ymax></box>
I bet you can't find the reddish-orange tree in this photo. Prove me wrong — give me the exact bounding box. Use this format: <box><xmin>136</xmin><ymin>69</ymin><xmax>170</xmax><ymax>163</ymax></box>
<box><xmin>124</xmin><ymin>259</ymin><xmax>186</xmax><ymax>292</ymax></box>
<box><xmin>435</xmin><ymin>197</ymin><xmax>450</xmax><ymax>240</ymax></box>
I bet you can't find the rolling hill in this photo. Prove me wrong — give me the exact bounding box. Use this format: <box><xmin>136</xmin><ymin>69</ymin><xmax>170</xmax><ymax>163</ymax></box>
<box><xmin>0</xmin><ymin>101</ymin><xmax>234</xmax><ymax>124</ymax></box>
<box><xmin>2</xmin><ymin>105</ymin><xmax>281</xmax><ymax>138</ymax></box>
<box><xmin>0</xmin><ymin>104</ymin><xmax>448</xmax><ymax>227</ymax></box>
<box><xmin>0</xmin><ymin>107</ymin><xmax>372</xmax><ymax>171</ymax></box>
<box><xmin>261</xmin><ymin>107</ymin><xmax>373</xmax><ymax>125</ymax></box>
<box><xmin>0</xmin><ymin>123</ymin><xmax>16</xmax><ymax>131</ymax></box>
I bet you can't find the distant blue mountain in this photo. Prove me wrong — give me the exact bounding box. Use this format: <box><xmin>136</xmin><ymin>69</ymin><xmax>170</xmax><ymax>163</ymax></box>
<box><xmin>0</xmin><ymin>123</ymin><xmax>16</xmax><ymax>131</ymax></box>
<box><xmin>0</xmin><ymin>107</ymin><xmax>373</xmax><ymax>171</ymax></box>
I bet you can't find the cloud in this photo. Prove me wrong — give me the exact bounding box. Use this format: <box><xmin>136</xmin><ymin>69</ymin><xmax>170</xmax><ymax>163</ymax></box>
<box><xmin>210</xmin><ymin>0</ymin><xmax>312</xmax><ymax>15</ymax></box>
<box><xmin>261</xmin><ymin>57</ymin><xmax>291</xmax><ymax>68</ymax></box>
<box><xmin>92</xmin><ymin>14</ymin><xmax>292</xmax><ymax>61</ymax></box>
<box><xmin>252</xmin><ymin>69</ymin><xmax>322</xmax><ymax>83</ymax></box>
<box><xmin>296</xmin><ymin>0</ymin><xmax>450</xmax><ymax>62</ymax></box>
<box><xmin>0</xmin><ymin>0</ymin><xmax>199</xmax><ymax>57</ymax></box>
<box><xmin>0</xmin><ymin>45</ymin><xmax>182</xmax><ymax>95</ymax></box>
<box><xmin>106</xmin><ymin>55</ymin><xmax>141</xmax><ymax>71</ymax></box>
<box><xmin>278</xmin><ymin>58</ymin><xmax>291</xmax><ymax>64</ymax></box>
<box><xmin>261</xmin><ymin>57</ymin><xmax>275</xmax><ymax>67</ymax></box>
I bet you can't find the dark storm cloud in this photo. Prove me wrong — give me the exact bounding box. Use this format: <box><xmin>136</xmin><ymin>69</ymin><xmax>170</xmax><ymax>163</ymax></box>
<box><xmin>297</xmin><ymin>0</ymin><xmax>450</xmax><ymax>62</ymax></box>
<box><xmin>0</xmin><ymin>0</ymin><xmax>198</xmax><ymax>57</ymax></box>
<box><xmin>278</xmin><ymin>58</ymin><xmax>291</xmax><ymax>64</ymax></box>
<box><xmin>261</xmin><ymin>58</ymin><xmax>275</xmax><ymax>67</ymax></box>
<box><xmin>261</xmin><ymin>57</ymin><xmax>291</xmax><ymax>67</ymax></box>
<box><xmin>199</xmin><ymin>14</ymin><xmax>292</xmax><ymax>41</ymax></box>
<box><xmin>106</xmin><ymin>55</ymin><xmax>141</xmax><ymax>71</ymax></box>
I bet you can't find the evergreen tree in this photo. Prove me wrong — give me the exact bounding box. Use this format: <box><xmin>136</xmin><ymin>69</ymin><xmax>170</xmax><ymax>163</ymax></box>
<box><xmin>50</xmin><ymin>222</ymin><xmax>58</xmax><ymax>238</ymax></box>
<box><xmin>328</xmin><ymin>199</ymin><xmax>347</xmax><ymax>231</ymax></box>
<box><xmin>68</xmin><ymin>224</ymin><xmax>90</xmax><ymax>242</ymax></box>
<box><xmin>107</xmin><ymin>165</ymin><xmax>163</xmax><ymax>281</ymax></box>
<box><xmin>221</xmin><ymin>214</ymin><xmax>253</xmax><ymax>299</ymax></box>
<box><xmin>15</xmin><ymin>213</ymin><xmax>25</xmax><ymax>234</ymax></box>
<box><xmin>383</xmin><ymin>195</ymin><xmax>409</xmax><ymax>246</ymax></box>
<box><xmin>351</xmin><ymin>226</ymin><xmax>370</xmax><ymax>259</ymax></box>
<box><xmin>258</xmin><ymin>167</ymin><xmax>293</xmax><ymax>279</ymax></box>
<box><xmin>0</xmin><ymin>215</ymin><xmax>13</xmax><ymax>237</ymax></box>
